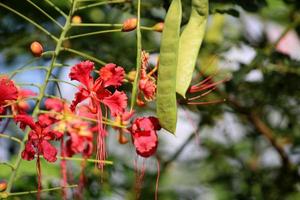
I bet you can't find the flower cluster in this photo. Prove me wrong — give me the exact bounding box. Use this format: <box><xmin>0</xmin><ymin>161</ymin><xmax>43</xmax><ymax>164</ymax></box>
<box><xmin>1</xmin><ymin>60</ymin><xmax>162</xmax><ymax>198</ymax></box>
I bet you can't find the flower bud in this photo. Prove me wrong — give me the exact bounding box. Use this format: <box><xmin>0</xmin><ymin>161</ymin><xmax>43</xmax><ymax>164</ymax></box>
<box><xmin>72</xmin><ymin>15</ymin><xmax>82</xmax><ymax>24</ymax></box>
<box><xmin>0</xmin><ymin>181</ymin><xmax>7</xmax><ymax>192</ymax></box>
<box><xmin>152</xmin><ymin>22</ymin><xmax>164</xmax><ymax>32</ymax></box>
<box><xmin>127</xmin><ymin>70</ymin><xmax>136</xmax><ymax>82</ymax></box>
<box><xmin>122</xmin><ymin>18</ymin><xmax>137</xmax><ymax>32</ymax></box>
<box><xmin>30</xmin><ymin>41</ymin><xmax>43</xmax><ymax>57</ymax></box>
<box><xmin>136</xmin><ymin>98</ymin><xmax>145</xmax><ymax>107</ymax></box>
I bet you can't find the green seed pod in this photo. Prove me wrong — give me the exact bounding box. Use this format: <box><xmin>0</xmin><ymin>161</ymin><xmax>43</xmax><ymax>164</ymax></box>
<box><xmin>157</xmin><ymin>0</ymin><xmax>182</xmax><ymax>134</ymax></box>
<box><xmin>176</xmin><ymin>0</ymin><xmax>209</xmax><ymax>98</ymax></box>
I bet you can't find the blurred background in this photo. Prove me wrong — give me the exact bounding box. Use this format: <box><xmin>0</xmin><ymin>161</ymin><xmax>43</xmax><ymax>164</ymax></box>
<box><xmin>1</xmin><ymin>0</ymin><xmax>300</xmax><ymax>199</ymax></box>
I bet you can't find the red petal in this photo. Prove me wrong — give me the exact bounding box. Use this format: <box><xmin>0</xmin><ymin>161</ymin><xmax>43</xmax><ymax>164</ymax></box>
<box><xmin>18</xmin><ymin>89</ymin><xmax>36</xmax><ymax>98</ymax></box>
<box><xmin>21</xmin><ymin>141</ymin><xmax>36</xmax><ymax>161</ymax></box>
<box><xmin>14</xmin><ymin>114</ymin><xmax>36</xmax><ymax>130</ymax></box>
<box><xmin>129</xmin><ymin>117</ymin><xmax>160</xmax><ymax>157</ymax></box>
<box><xmin>0</xmin><ymin>77</ymin><xmax>18</xmax><ymax>103</ymax></box>
<box><xmin>70</xmin><ymin>87</ymin><xmax>89</xmax><ymax>112</ymax></box>
<box><xmin>41</xmin><ymin>140</ymin><xmax>57</xmax><ymax>162</ymax></box>
<box><xmin>99</xmin><ymin>63</ymin><xmax>125</xmax><ymax>87</ymax></box>
<box><xmin>38</xmin><ymin>114</ymin><xmax>56</xmax><ymax>127</ymax></box>
<box><xmin>134</xmin><ymin>130</ymin><xmax>158</xmax><ymax>158</ymax></box>
<box><xmin>45</xmin><ymin>130</ymin><xmax>63</xmax><ymax>140</ymax></box>
<box><xmin>102</xmin><ymin>91</ymin><xmax>127</xmax><ymax>116</ymax></box>
<box><xmin>45</xmin><ymin>98</ymin><xmax>64</xmax><ymax>112</ymax></box>
<box><xmin>69</xmin><ymin>61</ymin><xmax>94</xmax><ymax>88</ymax></box>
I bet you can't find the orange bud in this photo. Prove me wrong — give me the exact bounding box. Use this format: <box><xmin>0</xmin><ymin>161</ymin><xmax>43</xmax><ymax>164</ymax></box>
<box><xmin>118</xmin><ymin>132</ymin><xmax>128</xmax><ymax>144</ymax></box>
<box><xmin>72</xmin><ymin>15</ymin><xmax>82</xmax><ymax>24</ymax></box>
<box><xmin>122</xmin><ymin>18</ymin><xmax>137</xmax><ymax>32</ymax></box>
<box><xmin>30</xmin><ymin>41</ymin><xmax>43</xmax><ymax>57</ymax></box>
<box><xmin>136</xmin><ymin>98</ymin><xmax>145</xmax><ymax>107</ymax></box>
<box><xmin>0</xmin><ymin>181</ymin><xmax>7</xmax><ymax>192</ymax></box>
<box><xmin>152</xmin><ymin>22</ymin><xmax>164</xmax><ymax>32</ymax></box>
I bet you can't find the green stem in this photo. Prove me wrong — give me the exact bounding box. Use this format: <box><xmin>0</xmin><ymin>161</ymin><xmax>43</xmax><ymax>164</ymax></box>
<box><xmin>71</xmin><ymin>23</ymin><xmax>122</xmax><ymax>27</ymax></box>
<box><xmin>44</xmin><ymin>0</ymin><xmax>68</xmax><ymax>18</ymax></box>
<box><xmin>141</xmin><ymin>26</ymin><xmax>154</xmax><ymax>31</ymax></box>
<box><xmin>56</xmin><ymin>156</ymin><xmax>113</xmax><ymax>165</ymax></box>
<box><xmin>76</xmin><ymin>0</ymin><xmax>127</xmax><ymax>11</ymax></box>
<box><xmin>48</xmin><ymin>78</ymin><xmax>78</xmax><ymax>88</ymax></box>
<box><xmin>0</xmin><ymin>3</ymin><xmax>58</xmax><ymax>42</ymax></box>
<box><xmin>26</xmin><ymin>0</ymin><xmax>63</xmax><ymax>29</ymax></box>
<box><xmin>5</xmin><ymin>0</ymin><xmax>77</xmax><ymax>193</ymax></box>
<box><xmin>62</xmin><ymin>47</ymin><xmax>106</xmax><ymax>65</ymax></box>
<box><xmin>0</xmin><ymin>115</ymin><xmax>14</xmax><ymax>118</ymax></box>
<box><xmin>0</xmin><ymin>162</ymin><xmax>15</xmax><ymax>170</ymax></box>
<box><xmin>130</xmin><ymin>0</ymin><xmax>142</xmax><ymax>111</ymax></box>
<box><xmin>0</xmin><ymin>134</ymin><xmax>22</xmax><ymax>144</ymax></box>
<box><xmin>64</xmin><ymin>29</ymin><xmax>121</xmax><ymax>40</ymax></box>
<box><xmin>9</xmin><ymin>66</ymin><xmax>49</xmax><ymax>79</ymax></box>
<box><xmin>8</xmin><ymin>185</ymin><xmax>78</xmax><ymax>196</ymax></box>
<box><xmin>15</xmin><ymin>83</ymin><xmax>41</xmax><ymax>90</ymax></box>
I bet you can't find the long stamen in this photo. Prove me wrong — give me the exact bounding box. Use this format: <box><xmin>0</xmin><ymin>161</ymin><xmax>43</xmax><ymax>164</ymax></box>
<box><xmin>187</xmin><ymin>99</ymin><xmax>226</xmax><ymax>105</ymax></box>
<box><xmin>96</xmin><ymin>104</ymin><xmax>106</xmax><ymax>172</ymax></box>
<box><xmin>188</xmin><ymin>87</ymin><xmax>217</xmax><ymax>101</ymax></box>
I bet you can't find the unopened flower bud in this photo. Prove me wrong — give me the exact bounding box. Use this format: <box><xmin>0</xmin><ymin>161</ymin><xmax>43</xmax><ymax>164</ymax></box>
<box><xmin>127</xmin><ymin>70</ymin><xmax>136</xmax><ymax>82</ymax></box>
<box><xmin>30</xmin><ymin>41</ymin><xmax>43</xmax><ymax>57</ymax></box>
<box><xmin>136</xmin><ymin>98</ymin><xmax>145</xmax><ymax>107</ymax></box>
<box><xmin>72</xmin><ymin>15</ymin><xmax>82</xmax><ymax>24</ymax></box>
<box><xmin>122</xmin><ymin>18</ymin><xmax>137</xmax><ymax>32</ymax></box>
<box><xmin>152</xmin><ymin>22</ymin><xmax>164</xmax><ymax>32</ymax></box>
<box><xmin>0</xmin><ymin>181</ymin><xmax>7</xmax><ymax>192</ymax></box>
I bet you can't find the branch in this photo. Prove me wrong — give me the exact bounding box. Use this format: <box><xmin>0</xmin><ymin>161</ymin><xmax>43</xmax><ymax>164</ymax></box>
<box><xmin>248</xmin><ymin>111</ymin><xmax>290</xmax><ymax>168</ymax></box>
<box><xmin>228</xmin><ymin>98</ymin><xmax>291</xmax><ymax>169</ymax></box>
<box><xmin>8</xmin><ymin>185</ymin><xmax>78</xmax><ymax>196</ymax></box>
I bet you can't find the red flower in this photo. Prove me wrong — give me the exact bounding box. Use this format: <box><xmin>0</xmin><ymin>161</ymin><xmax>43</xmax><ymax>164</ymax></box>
<box><xmin>69</xmin><ymin>61</ymin><xmax>127</xmax><ymax>115</ymax></box>
<box><xmin>137</xmin><ymin>51</ymin><xmax>157</xmax><ymax>104</ymax></box>
<box><xmin>129</xmin><ymin>117</ymin><xmax>161</xmax><ymax>157</ymax></box>
<box><xmin>15</xmin><ymin>115</ymin><xmax>62</xmax><ymax>162</ymax></box>
<box><xmin>69</xmin><ymin>61</ymin><xmax>128</xmax><ymax>170</ymax></box>
<box><xmin>0</xmin><ymin>76</ymin><xmax>18</xmax><ymax>115</ymax></box>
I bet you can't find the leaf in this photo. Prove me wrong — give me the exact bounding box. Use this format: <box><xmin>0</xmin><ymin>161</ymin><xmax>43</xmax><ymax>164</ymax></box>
<box><xmin>156</xmin><ymin>0</ymin><xmax>182</xmax><ymax>134</ymax></box>
<box><xmin>176</xmin><ymin>0</ymin><xmax>209</xmax><ymax>98</ymax></box>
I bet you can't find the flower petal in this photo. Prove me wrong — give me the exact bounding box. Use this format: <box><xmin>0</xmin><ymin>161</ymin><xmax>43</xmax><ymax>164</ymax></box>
<box><xmin>45</xmin><ymin>98</ymin><xmax>64</xmax><ymax>112</ymax></box>
<box><xmin>41</xmin><ymin>140</ymin><xmax>57</xmax><ymax>162</ymax></box>
<box><xmin>70</xmin><ymin>87</ymin><xmax>89</xmax><ymax>112</ymax></box>
<box><xmin>0</xmin><ymin>77</ymin><xmax>18</xmax><ymax>103</ymax></box>
<box><xmin>102</xmin><ymin>91</ymin><xmax>127</xmax><ymax>116</ymax></box>
<box><xmin>21</xmin><ymin>141</ymin><xmax>36</xmax><ymax>161</ymax></box>
<box><xmin>69</xmin><ymin>61</ymin><xmax>94</xmax><ymax>88</ymax></box>
<box><xmin>99</xmin><ymin>63</ymin><xmax>125</xmax><ymax>87</ymax></box>
<box><xmin>14</xmin><ymin>114</ymin><xmax>36</xmax><ymax>130</ymax></box>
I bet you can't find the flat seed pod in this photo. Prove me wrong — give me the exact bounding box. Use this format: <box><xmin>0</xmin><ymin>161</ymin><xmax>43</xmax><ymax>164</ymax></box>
<box><xmin>176</xmin><ymin>0</ymin><xmax>209</xmax><ymax>98</ymax></box>
<box><xmin>156</xmin><ymin>0</ymin><xmax>182</xmax><ymax>134</ymax></box>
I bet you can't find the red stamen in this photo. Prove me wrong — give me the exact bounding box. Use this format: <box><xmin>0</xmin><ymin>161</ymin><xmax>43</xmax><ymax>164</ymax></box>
<box><xmin>36</xmin><ymin>153</ymin><xmax>42</xmax><ymax>200</ymax></box>
<box><xmin>96</xmin><ymin>104</ymin><xmax>106</xmax><ymax>172</ymax></box>
<box><xmin>60</xmin><ymin>139</ymin><xmax>67</xmax><ymax>200</ymax></box>
<box><xmin>188</xmin><ymin>87</ymin><xmax>217</xmax><ymax>101</ymax></box>
<box><xmin>155</xmin><ymin>158</ymin><xmax>160</xmax><ymax>200</ymax></box>
<box><xmin>187</xmin><ymin>99</ymin><xmax>226</xmax><ymax>105</ymax></box>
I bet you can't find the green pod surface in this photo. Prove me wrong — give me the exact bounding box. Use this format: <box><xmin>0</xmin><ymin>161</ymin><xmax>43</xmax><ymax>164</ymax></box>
<box><xmin>176</xmin><ymin>0</ymin><xmax>209</xmax><ymax>98</ymax></box>
<box><xmin>157</xmin><ymin>0</ymin><xmax>182</xmax><ymax>134</ymax></box>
